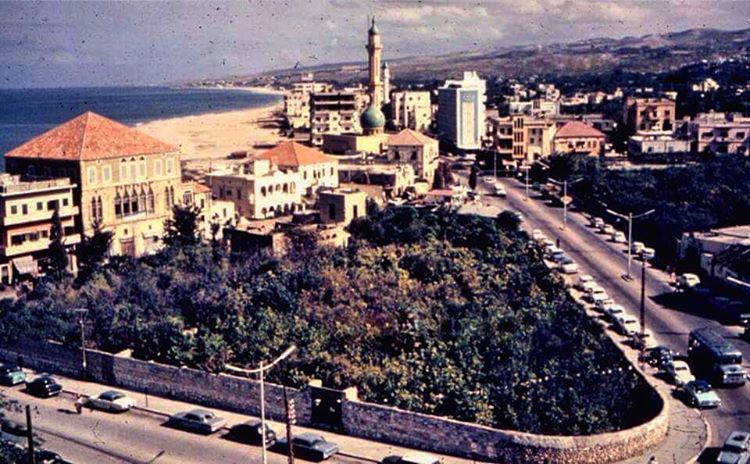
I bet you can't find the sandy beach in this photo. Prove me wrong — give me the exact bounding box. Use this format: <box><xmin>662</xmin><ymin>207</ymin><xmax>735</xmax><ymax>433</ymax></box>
<box><xmin>138</xmin><ymin>91</ymin><xmax>286</xmax><ymax>172</ymax></box>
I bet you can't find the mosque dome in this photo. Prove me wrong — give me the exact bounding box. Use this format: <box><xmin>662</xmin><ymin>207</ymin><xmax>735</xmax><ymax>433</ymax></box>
<box><xmin>360</xmin><ymin>104</ymin><xmax>385</xmax><ymax>130</ymax></box>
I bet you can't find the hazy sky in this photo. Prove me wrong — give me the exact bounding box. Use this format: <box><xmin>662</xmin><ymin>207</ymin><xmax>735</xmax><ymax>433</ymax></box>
<box><xmin>1</xmin><ymin>0</ymin><xmax>750</xmax><ymax>88</ymax></box>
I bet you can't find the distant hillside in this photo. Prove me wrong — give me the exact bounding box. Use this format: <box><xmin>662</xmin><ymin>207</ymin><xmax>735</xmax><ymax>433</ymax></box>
<box><xmin>201</xmin><ymin>27</ymin><xmax>750</xmax><ymax>87</ymax></box>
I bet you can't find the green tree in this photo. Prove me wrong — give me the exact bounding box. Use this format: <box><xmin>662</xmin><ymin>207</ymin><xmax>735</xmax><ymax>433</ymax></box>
<box><xmin>76</xmin><ymin>219</ymin><xmax>114</xmax><ymax>283</ymax></box>
<box><xmin>163</xmin><ymin>204</ymin><xmax>201</xmax><ymax>250</ymax></box>
<box><xmin>46</xmin><ymin>207</ymin><xmax>69</xmax><ymax>280</ymax></box>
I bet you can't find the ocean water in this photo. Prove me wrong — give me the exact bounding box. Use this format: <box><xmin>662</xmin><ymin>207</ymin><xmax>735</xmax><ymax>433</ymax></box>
<box><xmin>0</xmin><ymin>86</ymin><xmax>281</xmax><ymax>170</ymax></box>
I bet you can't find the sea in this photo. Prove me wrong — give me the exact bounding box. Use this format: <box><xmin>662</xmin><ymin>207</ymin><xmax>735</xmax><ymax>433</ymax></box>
<box><xmin>0</xmin><ymin>86</ymin><xmax>282</xmax><ymax>170</ymax></box>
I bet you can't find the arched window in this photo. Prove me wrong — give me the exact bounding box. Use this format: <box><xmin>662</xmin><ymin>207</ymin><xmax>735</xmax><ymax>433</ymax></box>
<box><xmin>260</xmin><ymin>186</ymin><xmax>267</xmax><ymax>196</ymax></box>
<box><xmin>91</xmin><ymin>197</ymin><xmax>98</xmax><ymax>220</ymax></box>
<box><xmin>97</xmin><ymin>196</ymin><xmax>103</xmax><ymax>221</ymax></box>
<box><xmin>115</xmin><ymin>193</ymin><xmax>122</xmax><ymax>218</ymax></box>
<box><xmin>261</xmin><ymin>207</ymin><xmax>267</xmax><ymax>215</ymax></box>
<box><xmin>139</xmin><ymin>157</ymin><xmax>146</xmax><ymax>179</ymax></box>
<box><xmin>129</xmin><ymin>158</ymin><xmax>137</xmax><ymax>180</ymax></box>
<box><xmin>120</xmin><ymin>160</ymin><xmax>127</xmax><ymax>180</ymax></box>
<box><xmin>330</xmin><ymin>167</ymin><xmax>334</xmax><ymax>176</ymax></box>
<box><xmin>165</xmin><ymin>187</ymin><xmax>170</xmax><ymax>208</ymax></box>
<box><xmin>148</xmin><ymin>187</ymin><xmax>155</xmax><ymax>212</ymax></box>
<box><xmin>139</xmin><ymin>188</ymin><xmax>147</xmax><ymax>213</ymax></box>
<box><xmin>283</xmin><ymin>183</ymin><xmax>289</xmax><ymax>193</ymax></box>
<box><xmin>170</xmin><ymin>186</ymin><xmax>175</xmax><ymax>205</ymax></box>
<box><xmin>411</xmin><ymin>150</ymin><xmax>418</xmax><ymax>160</ymax></box>
<box><xmin>123</xmin><ymin>190</ymin><xmax>131</xmax><ymax>215</ymax></box>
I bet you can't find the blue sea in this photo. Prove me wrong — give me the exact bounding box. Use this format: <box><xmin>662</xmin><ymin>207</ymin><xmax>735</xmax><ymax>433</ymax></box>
<box><xmin>0</xmin><ymin>86</ymin><xmax>281</xmax><ymax>170</ymax></box>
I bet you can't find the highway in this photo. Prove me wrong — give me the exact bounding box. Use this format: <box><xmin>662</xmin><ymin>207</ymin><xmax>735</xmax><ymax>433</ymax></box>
<box><xmin>476</xmin><ymin>176</ymin><xmax>750</xmax><ymax>451</ymax></box>
<box><xmin>0</xmin><ymin>387</ymin><xmax>366</xmax><ymax>464</ymax></box>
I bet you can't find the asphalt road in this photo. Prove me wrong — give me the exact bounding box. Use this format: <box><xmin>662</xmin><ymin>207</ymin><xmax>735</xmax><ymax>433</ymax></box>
<box><xmin>477</xmin><ymin>176</ymin><xmax>750</xmax><ymax>450</ymax></box>
<box><xmin>0</xmin><ymin>387</ymin><xmax>365</xmax><ymax>464</ymax></box>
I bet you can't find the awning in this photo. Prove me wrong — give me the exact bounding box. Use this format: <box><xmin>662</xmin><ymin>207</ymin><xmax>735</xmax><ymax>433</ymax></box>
<box><xmin>12</xmin><ymin>256</ymin><xmax>38</xmax><ymax>276</ymax></box>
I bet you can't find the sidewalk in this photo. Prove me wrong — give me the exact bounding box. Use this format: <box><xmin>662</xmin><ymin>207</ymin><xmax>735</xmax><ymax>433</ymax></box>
<box><xmin>21</xmin><ymin>367</ymin><xmax>476</xmax><ymax>464</ymax></box>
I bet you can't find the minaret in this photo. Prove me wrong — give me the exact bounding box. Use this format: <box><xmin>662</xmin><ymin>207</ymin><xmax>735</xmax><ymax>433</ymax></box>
<box><xmin>382</xmin><ymin>61</ymin><xmax>391</xmax><ymax>105</ymax></box>
<box><xmin>366</xmin><ymin>17</ymin><xmax>383</xmax><ymax>109</ymax></box>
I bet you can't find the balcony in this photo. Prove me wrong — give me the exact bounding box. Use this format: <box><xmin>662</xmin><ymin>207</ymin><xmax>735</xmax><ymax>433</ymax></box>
<box><xmin>0</xmin><ymin>234</ymin><xmax>81</xmax><ymax>258</ymax></box>
<box><xmin>0</xmin><ymin>178</ymin><xmax>74</xmax><ymax>196</ymax></box>
<box><xmin>1</xmin><ymin>206</ymin><xmax>79</xmax><ymax>227</ymax></box>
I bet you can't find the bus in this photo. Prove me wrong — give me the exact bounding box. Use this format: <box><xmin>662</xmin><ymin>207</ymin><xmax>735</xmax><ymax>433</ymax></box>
<box><xmin>688</xmin><ymin>327</ymin><xmax>746</xmax><ymax>386</ymax></box>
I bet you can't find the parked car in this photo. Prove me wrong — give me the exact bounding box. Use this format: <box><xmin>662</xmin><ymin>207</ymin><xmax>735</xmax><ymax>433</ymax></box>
<box><xmin>640</xmin><ymin>247</ymin><xmax>656</xmax><ymax>261</ymax></box>
<box><xmin>493</xmin><ymin>183</ymin><xmax>507</xmax><ymax>197</ymax></box>
<box><xmin>614</xmin><ymin>314</ymin><xmax>639</xmax><ymax>336</ymax></box>
<box><xmin>640</xmin><ymin>346</ymin><xmax>675</xmax><ymax>370</ymax></box>
<box><xmin>601</xmin><ymin>224</ymin><xmax>615</xmax><ymax>235</ymax></box>
<box><xmin>666</xmin><ymin>360</ymin><xmax>696</xmax><ymax>386</ymax></box>
<box><xmin>1</xmin><ymin>418</ymin><xmax>42</xmax><ymax>447</ymax></box>
<box><xmin>532</xmin><ymin>182</ymin><xmax>541</xmax><ymax>191</ymax></box>
<box><xmin>168</xmin><ymin>409</ymin><xmax>226</xmax><ymax>434</ymax></box>
<box><xmin>545</xmin><ymin>246</ymin><xmax>563</xmax><ymax>259</ymax></box>
<box><xmin>594</xmin><ymin>298</ymin><xmax>615</xmax><ymax>312</ymax></box>
<box><xmin>611</xmin><ymin>231</ymin><xmax>627</xmax><ymax>243</ymax></box>
<box><xmin>586</xmin><ymin>286</ymin><xmax>608</xmax><ymax>303</ymax></box>
<box><xmin>511</xmin><ymin>211</ymin><xmax>525</xmax><ymax>223</ymax></box>
<box><xmin>560</xmin><ymin>260</ymin><xmax>579</xmax><ymax>274</ymax></box>
<box><xmin>631</xmin><ymin>329</ymin><xmax>658</xmax><ymax>351</ymax></box>
<box><xmin>717</xmin><ymin>430</ymin><xmax>750</xmax><ymax>464</ymax></box>
<box><xmin>591</xmin><ymin>217</ymin><xmax>604</xmax><ymax>229</ymax></box>
<box><xmin>531</xmin><ymin>229</ymin><xmax>545</xmax><ymax>242</ymax></box>
<box><xmin>575</xmin><ymin>275</ymin><xmax>594</xmax><ymax>290</ymax></box>
<box><xmin>676</xmin><ymin>273</ymin><xmax>701</xmax><ymax>289</ymax></box>
<box><xmin>590</xmin><ymin>291</ymin><xmax>610</xmax><ymax>306</ymax></box>
<box><xmin>604</xmin><ymin>304</ymin><xmax>626</xmax><ymax>322</ymax></box>
<box><xmin>87</xmin><ymin>390</ymin><xmax>136</xmax><ymax>413</ymax></box>
<box><xmin>0</xmin><ymin>364</ymin><xmax>26</xmax><ymax>386</ymax></box>
<box><xmin>683</xmin><ymin>380</ymin><xmax>721</xmax><ymax>409</ymax></box>
<box><xmin>279</xmin><ymin>432</ymin><xmax>339</xmax><ymax>461</ymax></box>
<box><xmin>26</xmin><ymin>376</ymin><xmax>62</xmax><ymax>398</ymax></box>
<box><xmin>225</xmin><ymin>420</ymin><xmax>276</xmax><ymax>447</ymax></box>
<box><xmin>631</xmin><ymin>241</ymin><xmax>645</xmax><ymax>254</ymax></box>
<box><xmin>382</xmin><ymin>453</ymin><xmax>441</xmax><ymax>464</ymax></box>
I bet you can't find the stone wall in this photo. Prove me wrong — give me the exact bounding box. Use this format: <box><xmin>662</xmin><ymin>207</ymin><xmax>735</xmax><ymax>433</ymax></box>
<box><xmin>0</xmin><ymin>340</ymin><xmax>667</xmax><ymax>462</ymax></box>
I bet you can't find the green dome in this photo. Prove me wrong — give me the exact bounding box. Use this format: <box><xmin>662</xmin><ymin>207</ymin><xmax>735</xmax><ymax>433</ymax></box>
<box><xmin>360</xmin><ymin>104</ymin><xmax>385</xmax><ymax>130</ymax></box>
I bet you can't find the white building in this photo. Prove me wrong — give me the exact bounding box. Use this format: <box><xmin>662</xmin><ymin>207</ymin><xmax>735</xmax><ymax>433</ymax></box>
<box><xmin>284</xmin><ymin>79</ymin><xmax>334</xmax><ymax>130</ymax></box>
<box><xmin>391</xmin><ymin>91</ymin><xmax>432</xmax><ymax>132</ymax></box>
<box><xmin>628</xmin><ymin>134</ymin><xmax>691</xmax><ymax>158</ymax></box>
<box><xmin>253</xmin><ymin>141</ymin><xmax>339</xmax><ymax>195</ymax></box>
<box><xmin>437</xmin><ymin>71</ymin><xmax>486</xmax><ymax>152</ymax></box>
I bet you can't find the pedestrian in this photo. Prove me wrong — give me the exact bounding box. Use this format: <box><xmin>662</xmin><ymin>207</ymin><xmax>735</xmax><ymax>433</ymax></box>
<box><xmin>74</xmin><ymin>394</ymin><xmax>84</xmax><ymax>414</ymax></box>
<box><xmin>556</xmin><ymin>238</ymin><xmax>560</xmax><ymax>248</ymax></box>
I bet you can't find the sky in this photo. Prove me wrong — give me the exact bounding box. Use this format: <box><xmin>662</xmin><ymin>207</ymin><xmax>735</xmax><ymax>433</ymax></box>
<box><xmin>1</xmin><ymin>0</ymin><xmax>750</xmax><ymax>88</ymax></box>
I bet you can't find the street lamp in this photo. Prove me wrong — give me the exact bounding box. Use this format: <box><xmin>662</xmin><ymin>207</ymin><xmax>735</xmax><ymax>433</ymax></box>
<box><xmin>603</xmin><ymin>206</ymin><xmax>655</xmax><ymax>279</ymax></box>
<box><xmin>519</xmin><ymin>164</ymin><xmax>531</xmax><ymax>201</ymax></box>
<box><xmin>71</xmin><ymin>308</ymin><xmax>88</xmax><ymax>379</ymax></box>
<box><xmin>226</xmin><ymin>345</ymin><xmax>297</xmax><ymax>464</ymax></box>
<box><xmin>548</xmin><ymin>177</ymin><xmax>583</xmax><ymax>230</ymax></box>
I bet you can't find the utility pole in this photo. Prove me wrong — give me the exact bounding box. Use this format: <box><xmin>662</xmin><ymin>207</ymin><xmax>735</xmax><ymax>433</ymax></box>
<box><xmin>26</xmin><ymin>405</ymin><xmax>35</xmax><ymax>464</ymax></box>
<box><xmin>259</xmin><ymin>360</ymin><xmax>267</xmax><ymax>464</ymax></box>
<box><xmin>639</xmin><ymin>255</ymin><xmax>647</xmax><ymax>355</ymax></box>
<box><xmin>603</xmin><ymin>206</ymin><xmax>656</xmax><ymax>279</ymax></box>
<box><xmin>549</xmin><ymin>177</ymin><xmax>582</xmax><ymax>230</ymax></box>
<box><xmin>284</xmin><ymin>387</ymin><xmax>295</xmax><ymax>464</ymax></box>
<box><xmin>72</xmin><ymin>308</ymin><xmax>89</xmax><ymax>379</ymax></box>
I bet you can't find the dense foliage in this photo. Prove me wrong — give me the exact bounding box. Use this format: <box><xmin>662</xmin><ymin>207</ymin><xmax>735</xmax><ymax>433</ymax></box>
<box><xmin>0</xmin><ymin>206</ymin><xmax>653</xmax><ymax>435</ymax></box>
<box><xmin>533</xmin><ymin>155</ymin><xmax>750</xmax><ymax>266</ymax></box>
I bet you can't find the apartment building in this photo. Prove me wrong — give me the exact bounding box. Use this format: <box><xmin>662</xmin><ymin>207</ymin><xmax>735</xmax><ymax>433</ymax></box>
<box><xmin>207</xmin><ymin>159</ymin><xmax>303</xmax><ymax>220</ymax></box>
<box><xmin>309</xmin><ymin>89</ymin><xmax>365</xmax><ymax>146</ymax></box>
<box><xmin>624</xmin><ymin>97</ymin><xmax>676</xmax><ymax>134</ymax></box>
<box><xmin>553</xmin><ymin>121</ymin><xmax>606</xmax><ymax>156</ymax></box>
<box><xmin>391</xmin><ymin>90</ymin><xmax>432</xmax><ymax>132</ymax></box>
<box><xmin>318</xmin><ymin>188</ymin><xmax>367</xmax><ymax>226</ymax></box>
<box><xmin>487</xmin><ymin>115</ymin><xmax>556</xmax><ymax>165</ymax></box>
<box><xmin>253</xmin><ymin>141</ymin><xmax>338</xmax><ymax>195</ymax></box>
<box><xmin>4</xmin><ymin>111</ymin><xmax>182</xmax><ymax>257</ymax></box>
<box><xmin>284</xmin><ymin>80</ymin><xmax>334</xmax><ymax>130</ymax></box>
<box><xmin>0</xmin><ymin>174</ymin><xmax>80</xmax><ymax>284</ymax></box>
<box><xmin>627</xmin><ymin>134</ymin><xmax>691</xmax><ymax>158</ymax></box>
<box><xmin>437</xmin><ymin>71</ymin><xmax>486</xmax><ymax>152</ymax></box>
<box><xmin>386</xmin><ymin>129</ymin><xmax>439</xmax><ymax>184</ymax></box>
<box><xmin>508</xmin><ymin>98</ymin><xmax>560</xmax><ymax>118</ymax></box>
<box><xmin>179</xmin><ymin>181</ymin><xmax>236</xmax><ymax>240</ymax></box>
<box><xmin>683</xmin><ymin>112</ymin><xmax>750</xmax><ymax>155</ymax></box>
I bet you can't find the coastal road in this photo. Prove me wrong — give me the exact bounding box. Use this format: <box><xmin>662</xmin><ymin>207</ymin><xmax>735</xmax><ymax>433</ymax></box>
<box><xmin>470</xmin><ymin>175</ymin><xmax>750</xmax><ymax>453</ymax></box>
<box><xmin>0</xmin><ymin>386</ymin><xmax>366</xmax><ymax>464</ymax></box>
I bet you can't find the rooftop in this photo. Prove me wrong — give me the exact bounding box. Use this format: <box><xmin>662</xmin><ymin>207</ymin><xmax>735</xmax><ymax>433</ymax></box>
<box><xmin>387</xmin><ymin>129</ymin><xmax>437</xmax><ymax>146</ymax></box>
<box><xmin>555</xmin><ymin>121</ymin><xmax>606</xmax><ymax>139</ymax></box>
<box><xmin>5</xmin><ymin>111</ymin><xmax>177</xmax><ymax>161</ymax></box>
<box><xmin>0</xmin><ymin>174</ymin><xmax>74</xmax><ymax>195</ymax></box>
<box><xmin>254</xmin><ymin>141</ymin><xmax>335</xmax><ymax>167</ymax></box>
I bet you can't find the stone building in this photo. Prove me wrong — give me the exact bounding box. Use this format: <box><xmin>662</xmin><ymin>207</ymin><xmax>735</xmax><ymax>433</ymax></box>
<box><xmin>253</xmin><ymin>141</ymin><xmax>339</xmax><ymax>195</ymax></box>
<box><xmin>391</xmin><ymin>90</ymin><xmax>432</xmax><ymax>132</ymax></box>
<box><xmin>553</xmin><ymin>121</ymin><xmax>606</xmax><ymax>156</ymax></box>
<box><xmin>683</xmin><ymin>112</ymin><xmax>750</xmax><ymax>155</ymax></box>
<box><xmin>318</xmin><ymin>188</ymin><xmax>367</xmax><ymax>226</ymax></box>
<box><xmin>386</xmin><ymin>129</ymin><xmax>439</xmax><ymax>185</ymax></box>
<box><xmin>4</xmin><ymin>111</ymin><xmax>182</xmax><ymax>257</ymax></box>
<box><xmin>624</xmin><ymin>97</ymin><xmax>676</xmax><ymax>135</ymax></box>
<box><xmin>0</xmin><ymin>174</ymin><xmax>80</xmax><ymax>284</ymax></box>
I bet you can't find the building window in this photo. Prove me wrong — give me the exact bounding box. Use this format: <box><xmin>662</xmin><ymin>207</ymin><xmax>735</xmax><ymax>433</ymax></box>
<box><xmin>63</xmin><ymin>198</ymin><xmax>69</xmax><ymax>206</ymax></box>
<box><xmin>22</xmin><ymin>204</ymin><xmax>27</xmax><ymax>215</ymax></box>
<box><xmin>123</xmin><ymin>191</ymin><xmax>131</xmax><ymax>215</ymax></box>
<box><xmin>102</xmin><ymin>166</ymin><xmax>111</xmax><ymax>183</ymax></box>
<box><xmin>130</xmin><ymin>158</ymin><xmax>137</xmax><ymax>180</ymax></box>
<box><xmin>236</xmin><ymin>188</ymin><xmax>241</xmax><ymax>199</ymax></box>
<box><xmin>155</xmin><ymin>160</ymin><xmax>163</xmax><ymax>176</ymax></box>
<box><xmin>183</xmin><ymin>192</ymin><xmax>193</xmax><ymax>205</ymax></box>
<box><xmin>11</xmin><ymin>235</ymin><xmax>24</xmax><ymax>246</ymax></box>
<box><xmin>120</xmin><ymin>160</ymin><xmax>128</xmax><ymax>180</ymax></box>
<box><xmin>139</xmin><ymin>189</ymin><xmax>147</xmax><ymax>213</ymax></box>
<box><xmin>87</xmin><ymin>166</ymin><xmax>97</xmax><ymax>185</ymax></box>
<box><xmin>36</xmin><ymin>202</ymin><xmax>43</xmax><ymax>211</ymax></box>
<box><xmin>148</xmin><ymin>188</ymin><xmax>155</xmax><ymax>212</ymax></box>
<box><xmin>115</xmin><ymin>194</ymin><xmax>122</xmax><ymax>218</ymax></box>
<box><xmin>10</xmin><ymin>205</ymin><xmax>17</xmax><ymax>215</ymax></box>
<box><xmin>166</xmin><ymin>158</ymin><xmax>174</xmax><ymax>175</ymax></box>
<box><xmin>353</xmin><ymin>205</ymin><xmax>359</xmax><ymax>218</ymax></box>
<box><xmin>47</xmin><ymin>200</ymin><xmax>59</xmax><ymax>211</ymax></box>
<box><xmin>139</xmin><ymin>157</ymin><xmax>146</xmax><ymax>178</ymax></box>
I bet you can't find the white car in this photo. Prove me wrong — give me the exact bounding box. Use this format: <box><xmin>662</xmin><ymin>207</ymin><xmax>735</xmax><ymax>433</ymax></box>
<box><xmin>531</xmin><ymin>229</ymin><xmax>545</xmax><ymax>242</ymax></box>
<box><xmin>595</xmin><ymin>298</ymin><xmax>615</xmax><ymax>311</ymax></box>
<box><xmin>666</xmin><ymin>360</ymin><xmax>696</xmax><ymax>386</ymax></box>
<box><xmin>641</xmin><ymin>247</ymin><xmax>656</xmax><ymax>261</ymax></box>
<box><xmin>493</xmin><ymin>183</ymin><xmax>507</xmax><ymax>197</ymax></box>
<box><xmin>592</xmin><ymin>217</ymin><xmax>604</xmax><ymax>228</ymax></box>
<box><xmin>612</xmin><ymin>231</ymin><xmax>627</xmax><ymax>243</ymax></box>
<box><xmin>87</xmin><ymin>390</ymin><xmax>136</xmax><ymax>412</ymax></box>
<box><xmin>600</xmin><ymin>224</ymin><xmax>615</xmax><ymax>235</ymax></box>
<box><xmin>605</xmin><ymin>304</ymin><xmax>626</xmax><ymax>322</ymax></box>
<box><xmin>590</xmin><ymin>291</ymin><xmax>610</xmax><ymax>305</ymax></box>
<box><xmin>614</xmin><ymin>314</ymin><xmax>639</xmax><ymax>336</ymax></box>
<box><xmin>560</xmin><ymin>261</ymin><xmax>579</xmax><ymax>274</ymax></box>
<box><xmin>545</xmin><ymin>246</ymin><xmax>563</xmax><ymax>258</ymax></box>
<box><xmin>575</xmin><ymin>274</ymin><xmax>594</xmax><ymax>290</ymax></box>
<box><xmin>631</xmin><ymin>241</ymin><xmax>645</xmax><ymax>254</ymax></box>
<box><xmin>677</xmin><ymin>273</ymin><xmax>701</xmax><ymax>289</ymax></box>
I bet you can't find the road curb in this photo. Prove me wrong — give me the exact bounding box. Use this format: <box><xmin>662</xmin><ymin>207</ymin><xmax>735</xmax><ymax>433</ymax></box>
<box><xmin>686</xmin><ymin>412</ymin><xmax>711</xmax><ymax>464</ymax></box>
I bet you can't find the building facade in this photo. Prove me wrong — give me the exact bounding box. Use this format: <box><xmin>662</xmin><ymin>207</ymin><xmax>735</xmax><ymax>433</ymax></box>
<box><xmin>386</xmin><ymin>129</ymin><xmax>439</xmax><ymax>185</ymax></box>
<box><xmin>553</xmin><ymin>121</ymin><xmax>606</xmax><ymax>156</ymax></box>
<box><xmin>624</xmin><ymin>97</ymin><xmax>676</xmax><ymax>134</ymax></box>
<box><xmin>4</xmin><ymin>111</ymin><xmax>182</xmax><ymax>257</ymax></box>
<box><xmin>391</xmin><ymin>91</ymin><xmax>432</xmax><ymax>132</ymax></box>
<box><xmin>683</xmin><ymin>112</ymin><xmax>750</xmax><ymax>155</ymax></box>
<box><xmin>284</xmin><ymin>79</ymin><xmax>334</xmax><ymax>130</ymax></box>
<box><xmin>0</xmin><ymin>174</ymin><xmax>80</xmax><ymax>284</ymax></box>
<box><xmin>253</xmin><ymin>141</ymin><xmax>339</xmax><ymax>195</ymax></box>
<box><xmin>487</xmin><ymin>115</ymin><xmax>556</xmax><ymax>165</ymax></box>
<box><xmin>627</xmin><ymin>134</ymin><xmax>691</xmax><ymax>158</ymax></box>
<box><xmin>310</xmin><ymin>90</ymin><xmax>363</xmax><ymax>146</ymax></box>
<box><xmin>437</xmin><ymin>71</ymin><xmax>486</xmax><ymax>152</ymax></box>
<box><xmin>318</xmin><ymin>188</ymin><xmax>367</xmax><ymax>226</ymax></box>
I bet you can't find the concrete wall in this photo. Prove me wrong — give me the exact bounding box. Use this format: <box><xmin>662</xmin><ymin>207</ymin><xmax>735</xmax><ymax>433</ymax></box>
<box><xmin>0</xmin><ymin>340</ymin><xmax>667</xmax><ymax>462</ymax></box>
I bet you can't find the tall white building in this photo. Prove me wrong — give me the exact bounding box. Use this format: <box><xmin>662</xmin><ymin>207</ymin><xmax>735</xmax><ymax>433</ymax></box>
<box><xmin>391</xmin><ymin>91</ymin><xmax>432</xmax><ymax>132</ymax></box>
<box><xmin>437</xmin><ymin>71</ymin><xmax>486</xmax><ymax>152</ymax></box>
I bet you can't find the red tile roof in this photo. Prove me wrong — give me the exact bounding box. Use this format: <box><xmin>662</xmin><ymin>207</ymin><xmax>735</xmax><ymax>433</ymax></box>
<box><xmin>387</xmin><ymin>129</ymin><xmax>437</xmax><ymax>146</ymax></box>
<box><xmin>554</xmin><ymin>121</ymin><xmax>605</xmax><ymax>139</ymax></box>
<box><xmin>5</xmin><ymin>111</ymin><xmax>177</xmax><ymax>161</ymax></box>
<box><xmin>194</xmin><ymin>182</ymin><xmax>211</xmax><ymax>194</ymax></box>
<box><xmin>254</xmin><ymin>141</ymin><xmax>334</xmax><ymax>167</ymax></box>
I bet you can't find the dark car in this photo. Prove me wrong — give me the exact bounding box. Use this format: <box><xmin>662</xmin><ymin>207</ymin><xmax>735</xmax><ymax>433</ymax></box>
<box><xmin>639</xmin><ymin>346</ymin><xmax>674</xmax><ymax>370</ymax></box>
<box><xmin>26</xmin><ymin>376</ymin><xmax>62</xmax><ymax>398</ymax></box>
<box><xmin>225</xmin><ymin>420</ymin><xmax>276</xmax><ymax>446</ymax></box>
<box><xmin>279</xmin><ymin>432</ymin><xmax>338</xmax><ymax>461</ymax></box>
<box><xmin>0</xmin><ymin>364</ymin><xmax>26</xmax><ymax>386</ymax></box>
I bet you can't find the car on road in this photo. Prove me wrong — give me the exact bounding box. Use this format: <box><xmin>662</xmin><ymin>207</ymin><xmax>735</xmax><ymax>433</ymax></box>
<box><xmin>676</xmin><ymin>273</ymin><xmax>701</xmax><ymax>290</ymax></box>
<box><xmin>0</xmin><ymin>418</ymin><xmax>42</xmax><ymax>447</ymax></box>
<box><xmin>25</xmin><ymin>376</ymin><xmax>62</xmax><ymax>398</ymax></box>
<box><xmin>640</xmin><ymin>346</ymin><xmax>675</xmax><ymax>370</ymax></box>
<box><xmin>279</xmin><ymin>432</ymin><xmax>339</xmax><ymax>461</ymax></box>
<box><xmin>511</xmin><ymin>211</ymin><xmax>525</xmax><ymax>223</ymax></box>
<box><xmin>482</xmin><ymin>176</ymin><xmax>494</xmax><ymax>185</ymax></box>
<box><xmin>585</xmin><ymin>286</ymin><xmax>608</xmax><ymax>303</ymax></box>
<box><xmin>594</xmin><ymin>298</ymin><xmax>615</xmax><ymax>312</ymax></box>
<box><xmin>614</xmin><ymin>314</ymin><xmax>639</xmax><ymax>336</ymax></box>
<box><xmin>604</xmin><ymin>304</ymin><xmax>626</xmax><ymax>322</ymax></box>
<box><xmin>717</xmin><ymin>430</ymin><xmax>750</xmax><ymax>464</ymax></box>
<box><xmin>87</xmin><ymin>390</ymin><xmax>136</xmax><ymax>413</ymax></box>
<box><xmin>575</xmin><ymin>274</ymin><xmax>594</xmax><ymax>290</ymax></box>
<box><xmin>640</xmin><ymin>247</ymin><xmax>656</xmax><ymax>261</ymax></box>
<box><xmin>0</xmin><ymin>364</ymin><xmax>26</xmax><ymax>386</ymax></box>
<box><xmin>665</xmin><ymin>360</ymin><xmax>696</xmax><ymax>386</ymax></box>
<box><xmin>493</xmin><ymin>183</ymin><xmax>507</xmax><ymax>197</ymax></box>
<box><xmin>168</xmin><ymin>409</ymin><xmax>227</xmax><ymax>434</ymax></box>
<box><xmin>631</xmin><ymin>329</ymin><xmax>658</xmax><ymax>351</ymax></box>
<box><xmin>382</xmin><ymin>452</ymin><xmax>441</xmax><ymax>464</ymax></box>
<box><xmin>611</xmin><ymin>231</ymin><xmax>627</xmax><ymax>243</ymax></box>
<box><xmin>591</xmin><ymin>217</ymin><xmax>604</xmax><ymax>229</ymax></box>
<box><xmin>560</xmin><ymin>260</ymin><xmax>579</xmax><ymax>274</ymax></box>
<box><xmin>225</xmin><ymin>420</ymin><xmax>277</xmax><ymax>447</ymax></box>
<box><xmin>682</xmin><ymin>379</ymin><xmax>721</xmax><ymax>408</ymax></box>
<box><xmin>600</xmin><ymin>224</ymin><xmax>615</xmax><ymax>235</ymax></box>
<box><xmin>631</xmin><ymin>241</ymin><xmax>645</xmax><ymax>254</ymax></box>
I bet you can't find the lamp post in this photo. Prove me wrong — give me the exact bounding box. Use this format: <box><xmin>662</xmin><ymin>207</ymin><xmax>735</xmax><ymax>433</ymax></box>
<box><xmin>226</xmin><ymin>345</ymin><xmax>297</xmax><ymax>464</ymax></box>
<box><xmin>519</xmin><ymin>164</ymin><xmax>531</xmax><ymax>201</ymax></box>
<box><xmin>603</xmin><ymin>206</ymin><xmax>656</xmax><ymax>279</ymax></box>
<box><xmin>72</xmin><ymin>308</ymin><xmax>89</xmax><ymax>379</ymax></box>
<box><xmin>548</xmin><ymin>177</ymin><xmax>583</xmax><ymax>230</ymax></box>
